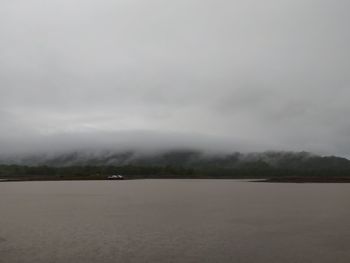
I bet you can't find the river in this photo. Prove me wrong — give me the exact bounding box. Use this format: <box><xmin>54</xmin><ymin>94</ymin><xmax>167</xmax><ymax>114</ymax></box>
<box><xmin>0</xmin><ymin>180</ymin><xmax>349</xmax><ymax>263</ymax></box>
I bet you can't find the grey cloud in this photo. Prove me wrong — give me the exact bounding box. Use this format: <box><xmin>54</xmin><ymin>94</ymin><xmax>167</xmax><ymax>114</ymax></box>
<box><xmin>1</xmin><ymin>0</ymin><xmax>350</xmax><ymax>157</ymax></box>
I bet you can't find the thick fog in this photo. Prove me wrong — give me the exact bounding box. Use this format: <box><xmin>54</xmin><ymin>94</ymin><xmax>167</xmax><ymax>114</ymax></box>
<box><xmin>1</xmin><ymin>0</ymin><xmax>350</xmax><ymax>156</ymax></box>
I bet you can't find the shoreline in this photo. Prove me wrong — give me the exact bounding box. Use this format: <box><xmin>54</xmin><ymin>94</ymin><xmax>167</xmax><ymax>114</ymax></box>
<box><xmin>260</xmin><ymin>177</ymin><xmax>350</xmax><ymax>183</ymax></box>
<box><xmin>2</xmin><ymin>176</ymin><xmax>350</xmax><ymax>183</ymax></box>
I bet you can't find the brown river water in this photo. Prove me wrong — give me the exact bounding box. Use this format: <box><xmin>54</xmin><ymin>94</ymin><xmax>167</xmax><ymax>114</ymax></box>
<box><xmin>0</xmin><ymin>180</ymin><xmax>349</xmax><ymax>263</ymax></box>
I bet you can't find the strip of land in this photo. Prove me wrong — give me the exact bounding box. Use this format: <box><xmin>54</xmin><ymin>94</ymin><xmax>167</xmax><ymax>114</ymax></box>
<box><xmin>2</xmin><ymin>175</ymin><xmax>350</xmax><ymax>183</ymax></box>
<box><xmin>261</xmin><ymin>177</ymin><xmax>350</xmax><ymax>183</ymax></box>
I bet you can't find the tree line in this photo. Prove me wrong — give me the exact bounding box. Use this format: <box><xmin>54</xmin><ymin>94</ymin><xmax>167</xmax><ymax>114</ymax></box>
<box><xmin>1</xmin><ymin>163</ymin><xmax>350</xmax><ymax>180</ymax></box>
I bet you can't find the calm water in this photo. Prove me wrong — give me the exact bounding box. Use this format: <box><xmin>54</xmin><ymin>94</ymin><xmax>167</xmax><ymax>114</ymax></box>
<box><xmin>0</xmin><ymin>180</ymin><xmax>349</xmax><ymax>263</ymax></box>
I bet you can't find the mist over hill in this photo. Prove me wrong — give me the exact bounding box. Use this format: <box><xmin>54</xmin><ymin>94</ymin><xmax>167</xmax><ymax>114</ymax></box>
<box><xmin>1</xmin><ymin>149</ymin><xmax>350</xmax><ymax>171</ymax></box>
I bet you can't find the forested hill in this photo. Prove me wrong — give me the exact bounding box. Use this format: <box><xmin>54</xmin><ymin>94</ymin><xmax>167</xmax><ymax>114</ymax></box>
<box><xmin>0</xmin><ymin>150</ymin><xmax>350</xmax><ymax>179</ymax></box>
<box><xmin>1</xmin><ymin>150</ymin><xmax>350</xmax><ymax>169</ymax></box>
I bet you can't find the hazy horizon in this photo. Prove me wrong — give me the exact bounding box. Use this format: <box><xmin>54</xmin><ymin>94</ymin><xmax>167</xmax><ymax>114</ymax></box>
<box><xmin>1</xmin><ymin>0</ymin><xmax>350</xmax><ymax>157</ymax></box>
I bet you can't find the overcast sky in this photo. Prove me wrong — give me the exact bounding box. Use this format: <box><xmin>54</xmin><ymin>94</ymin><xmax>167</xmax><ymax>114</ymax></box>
<box><xmin>1</xmin><ymin>0</ymin><xmax>350</xmax><ymax>156</ymax></box>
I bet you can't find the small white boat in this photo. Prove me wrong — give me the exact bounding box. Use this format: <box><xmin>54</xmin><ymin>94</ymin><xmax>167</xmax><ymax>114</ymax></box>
<box><xmin>107</xmin><ymin>175</ymin><xmax>124</xmax><ymax>180</ymax></box>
